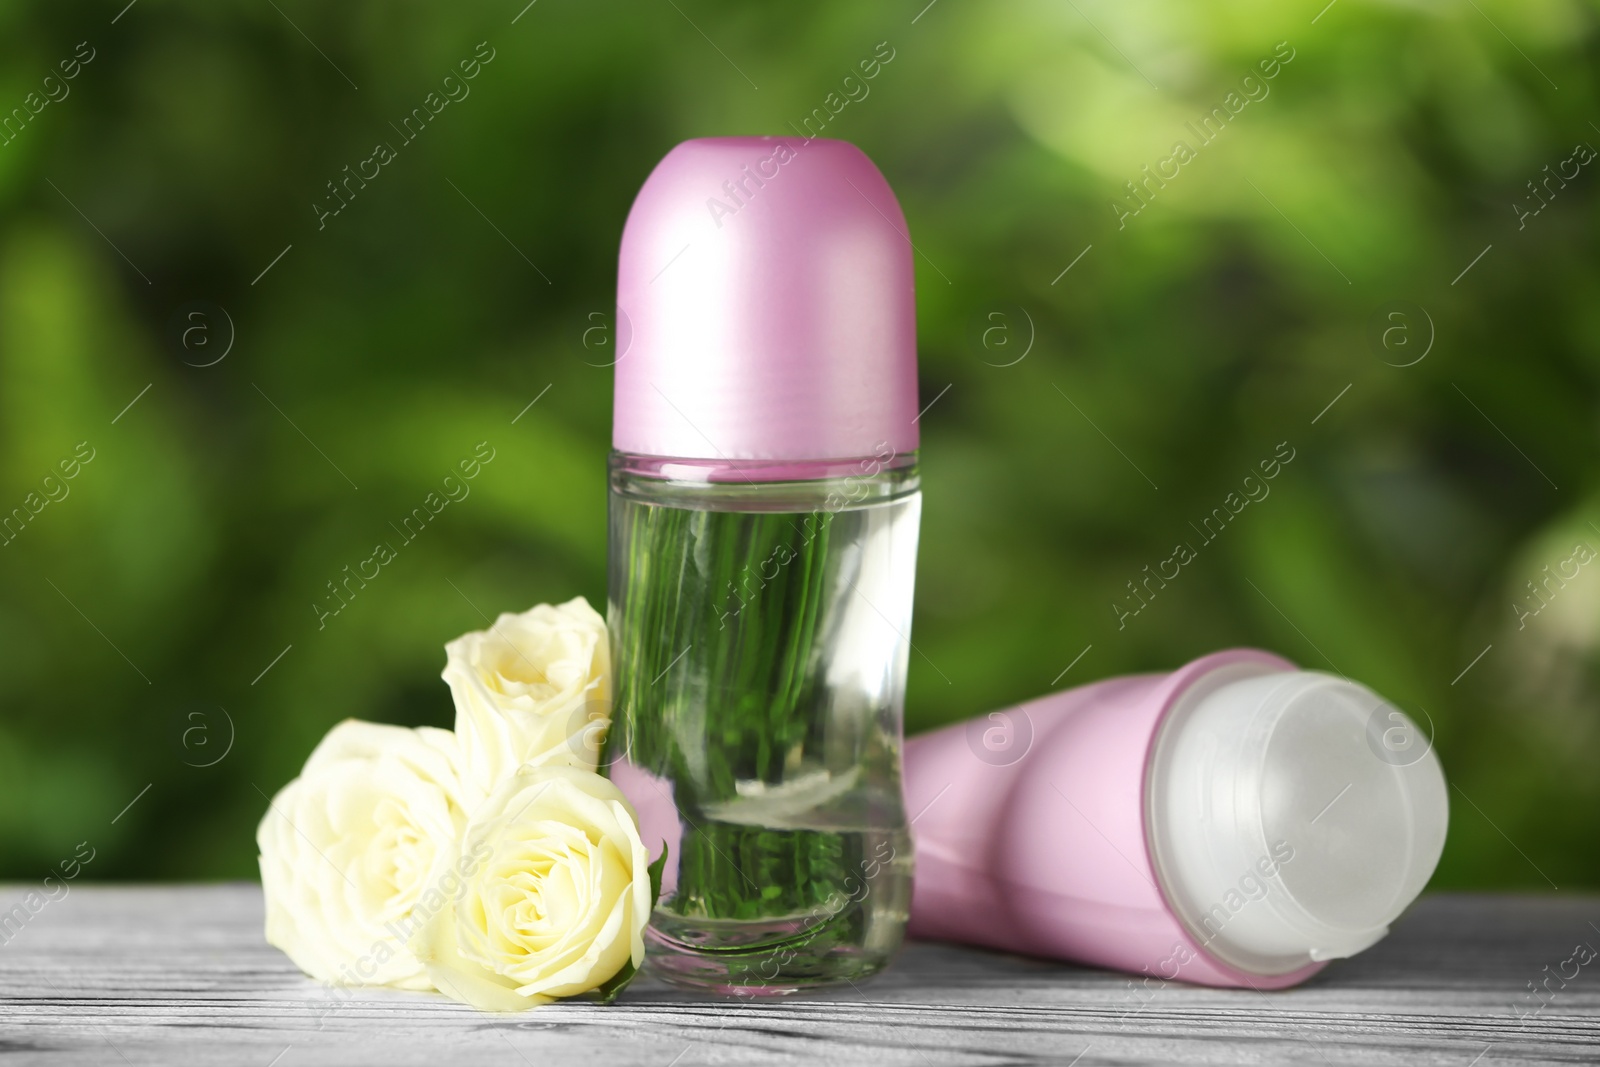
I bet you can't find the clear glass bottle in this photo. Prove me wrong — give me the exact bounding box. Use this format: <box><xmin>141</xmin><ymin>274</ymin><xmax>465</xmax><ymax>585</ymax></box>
<box><xmin>602</xmin><ymin>135</ymin><xmax>924</xmax><ymax>992</ymax></box>
<box><xmin>605</xmin><ymin>450</ymin><xmax>919</xmax><ymax>992</ymax></box>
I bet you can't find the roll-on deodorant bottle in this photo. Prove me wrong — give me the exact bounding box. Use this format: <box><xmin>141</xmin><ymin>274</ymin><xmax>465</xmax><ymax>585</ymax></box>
<box><xmin>904</xmin><ymin>649</ymin><xmax>1449</xmax><ymax>987</ymax></box>
<box><xmin>604</xmin><ymin>137</ymin><xmax>922</xmax><ymax>993</ymax></box>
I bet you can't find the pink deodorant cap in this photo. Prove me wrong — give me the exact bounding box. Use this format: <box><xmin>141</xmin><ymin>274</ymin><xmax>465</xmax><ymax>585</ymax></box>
<box><xmin>614</xmin><ymin>137</ymin><xmax>919</xmax><ymax>463</ymax></box>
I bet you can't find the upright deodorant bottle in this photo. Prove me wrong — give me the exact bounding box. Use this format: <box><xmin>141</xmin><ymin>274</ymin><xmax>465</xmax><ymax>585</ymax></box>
<box><xmin>905</xmin><ymin>650</ymin><xmax>1449</xmax><ymax>987</ymax></box>
<box><xmin>604</xmin><ymin>137</ymin><xmax>922</xmax><ymax>992</ymax></box>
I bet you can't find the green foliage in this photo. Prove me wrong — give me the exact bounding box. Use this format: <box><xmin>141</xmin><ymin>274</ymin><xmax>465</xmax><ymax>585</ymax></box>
<box><xmin>0</xmin><ymin>0</ymin><xmax>1595</xmax><ymax>890</ymax></box>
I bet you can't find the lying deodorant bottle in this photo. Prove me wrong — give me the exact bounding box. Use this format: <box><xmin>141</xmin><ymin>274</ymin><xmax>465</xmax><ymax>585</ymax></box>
<box><xmin>904</xmin><ymin>649</ymin><xmax>1449</xmax><ymax>987</ymax></box>
<box><xmin>604</xmin><ymin>137</ymin><xmax>922</xmax><ymax>993</ymax></box>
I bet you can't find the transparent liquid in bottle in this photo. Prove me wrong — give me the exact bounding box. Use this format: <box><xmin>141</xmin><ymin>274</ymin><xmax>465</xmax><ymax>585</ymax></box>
<box><xmin>604</xmin><ymin>453</ymin><xmax>919</xmax><ymax>993</ymax></box>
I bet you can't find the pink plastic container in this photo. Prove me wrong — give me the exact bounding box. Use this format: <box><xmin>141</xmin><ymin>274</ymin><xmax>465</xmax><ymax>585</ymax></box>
<box><xmin>904</xmin><ymin>649</ymin><xmax>1448</xmax><ymax>988</ymax></box>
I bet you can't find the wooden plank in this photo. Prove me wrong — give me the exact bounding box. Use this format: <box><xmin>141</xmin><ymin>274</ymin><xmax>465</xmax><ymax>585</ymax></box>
<box><xmin>0</xmin><ymin>885</ymin><xmax>1595</xmax><ymax>1065</ymax></box>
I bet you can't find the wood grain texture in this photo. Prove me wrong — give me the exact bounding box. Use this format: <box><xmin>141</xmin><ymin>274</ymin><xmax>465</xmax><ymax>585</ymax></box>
<box><xmin>0</xmin><ymin>886</ymin><xmax>1596</xmax><ymax>1066</ymax></box>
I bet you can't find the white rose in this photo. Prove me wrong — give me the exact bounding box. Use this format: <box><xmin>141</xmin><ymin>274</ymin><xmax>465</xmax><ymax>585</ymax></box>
<box><xmin>443</xmin><ymin>597</ymin><xmax>610</xmax><ymax>799</ymax></box>
<box><xmin>257</xmin><ymin>720</ymin><xmax>469</xmax><ymax>990</ymax></box>
<box><xmin>412</xmin><ymin>763</ymin><xmax>652</xmax><ymax>1010</ymax></box>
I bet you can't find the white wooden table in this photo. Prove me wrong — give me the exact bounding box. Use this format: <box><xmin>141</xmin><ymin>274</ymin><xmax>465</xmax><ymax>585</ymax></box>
<box><xmin>1</xmin><ymin>886</ymin><xmax>1596</xmax><ymax>1065</ymax></box>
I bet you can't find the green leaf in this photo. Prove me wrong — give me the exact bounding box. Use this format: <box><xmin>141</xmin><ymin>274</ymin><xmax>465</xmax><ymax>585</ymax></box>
<box><xmin>588</xmin><ymin>844</ymin><xmax>668</xmax><ymax>1006</ymax></box>
<box><xmin>647</xmin><ymin>842</ymin><xmax>669</xmax><ymax>908</ymax></box>
<box><xmin>590</xmin><ymin>958</ymin><xmax>636</xmax><ymax>1005</ymax></box>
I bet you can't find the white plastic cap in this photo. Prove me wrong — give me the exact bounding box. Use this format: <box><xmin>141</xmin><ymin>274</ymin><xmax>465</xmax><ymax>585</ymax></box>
<box><xmin>1146</xmin><ymin>664</ymin><xmax>1449</xmax><ymax>977</ymax></box>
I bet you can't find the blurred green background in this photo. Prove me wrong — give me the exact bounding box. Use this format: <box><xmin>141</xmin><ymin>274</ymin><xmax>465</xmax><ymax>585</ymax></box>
<box><xmin>0</xmin><ymin>0</ymin><xmax>1595</xmax><ymax>891</ymax></box>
